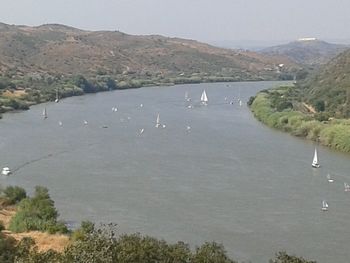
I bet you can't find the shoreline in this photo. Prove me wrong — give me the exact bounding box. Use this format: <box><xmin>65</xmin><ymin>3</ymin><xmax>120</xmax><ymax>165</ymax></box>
<box><xmin>249</xmin><ymin>87</ymin><xmax>350</xmax><ymax>154</ymax></box>
<box><xmin>0</xmin><ymin>76</ymin><xmax>273</xmax><ymax>119</ymax></box>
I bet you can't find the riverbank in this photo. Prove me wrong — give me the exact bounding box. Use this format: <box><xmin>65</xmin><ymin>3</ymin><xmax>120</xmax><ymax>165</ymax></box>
<box><xmin>249</xmin><ymin>86</ymin><xmax>350</xmax><ymax>153</ymax></box>
<box><xmin>0</xmin><ymin>74</ymin><xmax>271</xmax><ymax>119</ymax></box>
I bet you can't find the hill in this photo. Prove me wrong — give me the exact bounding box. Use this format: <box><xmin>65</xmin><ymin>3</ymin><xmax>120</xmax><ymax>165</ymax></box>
<box><xmin>260</xmin><ymin>38</ymin><xmax>348</xmax><ymax>65</ymax></box>
<box><xmin>0</xmin><ymin>22</ymin><xmax>297</xmax><ymax>81</ymax></box>
<box><xmin>248</xmin><ymin>49</ymin><xmax>350</xmax><ymax>153</ymax></box>
<box><xmin>300</xmin><ymin>48</ymin><xmax>350</xmax><ymax>117</ymax></box>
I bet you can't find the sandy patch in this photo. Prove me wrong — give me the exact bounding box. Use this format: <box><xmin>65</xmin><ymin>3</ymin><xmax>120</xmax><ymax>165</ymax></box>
<box><xmin>2</xmin><ymin>90</ymin><xmax>26</xmax><ymax>98</ymax></box>
<box><xmin>6</xmin><ymin>231</ymin><xmax>70</xmax><ymax>252</ymax></box>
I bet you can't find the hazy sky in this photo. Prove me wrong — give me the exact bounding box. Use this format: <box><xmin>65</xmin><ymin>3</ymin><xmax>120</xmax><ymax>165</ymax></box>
<box><xmin>1</xmin><ymin>0</ymin><xmax>350</xmax><ymax>45</ymax></box>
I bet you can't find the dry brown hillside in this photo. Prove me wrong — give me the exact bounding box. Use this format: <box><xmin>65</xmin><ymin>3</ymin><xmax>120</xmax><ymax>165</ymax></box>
<box><xmin>0</xmin><ymin>22</ymin><xmax>298</xmax><ymax>80</ymax></box>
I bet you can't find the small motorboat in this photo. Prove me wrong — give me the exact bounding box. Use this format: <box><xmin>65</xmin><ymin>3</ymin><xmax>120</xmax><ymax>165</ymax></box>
<box><xmin>1</xmin><ymin>167</ymin><xmax>11</xmax><ymax>176</ymax></box>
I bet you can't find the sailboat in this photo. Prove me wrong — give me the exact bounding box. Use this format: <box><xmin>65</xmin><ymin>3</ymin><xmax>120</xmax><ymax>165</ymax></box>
<box><xmin>321</xmin><ymin>200</ymin><xmax>329</xmax><ymax>211</ymax></box>
<box><xmin>311</xmin><ymin>148</ymin><xmax>320</xmax><ymax>168</ymax></box>
<box><xmin>42</xmin><ymin>108</ymin><xmax>47</xmax><ymax>119</ymax></box>
<box><xmin>55</xmin><ymin>89</ymin><xmax>59</xmax><ymax>103</ymax></box>
<box><xmin>185</xmin><ymin>91</ymin><xmax>191</xmax><ymax>102</ymax></box>
<box><xmin>200</xmin><ymin>90</ymin><xmax>208</xmax><ymax>105</ymax></box>
<box><xmin>237</xmin><ymin>87</ymin><xmax>243</xmax><ymax>106</ymax></box>
<box><xmin>344</xmin><ymin>182</ymin><xmax>350</xmax><ymax>192</ymax></box>
<box><xmin>326</xmin><ymin>174</ymin><xmax>334</xmax><ymax>183</ymax></box>
<box><xmin>155</xmin><ymin>113</ymin><xmax>161</xmax><ymax>128</ymax></box>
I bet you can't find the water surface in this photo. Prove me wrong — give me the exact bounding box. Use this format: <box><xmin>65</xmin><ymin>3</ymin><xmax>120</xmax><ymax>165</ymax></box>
<box><xmin>1</xmin><ymin>81</ymin><xmax>350</xmax><ymax>263</ymax></box>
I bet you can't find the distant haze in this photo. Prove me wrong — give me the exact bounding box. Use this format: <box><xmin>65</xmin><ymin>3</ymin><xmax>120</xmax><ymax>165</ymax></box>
<box><xmin>1</xmin><ymin>0</ymin><xmax>350</xmax><ymax>48</ymax></box>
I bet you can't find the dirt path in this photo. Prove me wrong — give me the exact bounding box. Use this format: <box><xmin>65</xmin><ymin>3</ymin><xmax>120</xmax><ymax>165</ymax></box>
<box><xmin>302</xmin><ymin>102</ymin><xmax>316</xmax><ymax>113</ymax></box>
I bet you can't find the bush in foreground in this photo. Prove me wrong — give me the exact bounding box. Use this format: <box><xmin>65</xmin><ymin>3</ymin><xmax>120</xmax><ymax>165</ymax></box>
<box><xmin>3</xmin><ymin>186</ymin><xmax>27</xmax><ymax>205</ymax></box>
<box><xmin>0</xmin><ymin>223</ymin><xmax>318</xmax><ymax>263</ymax></box>
<box><xmin>8</xmin><ymin>186</ymin><xmax>68</xmax><ymax>234</ymax></box>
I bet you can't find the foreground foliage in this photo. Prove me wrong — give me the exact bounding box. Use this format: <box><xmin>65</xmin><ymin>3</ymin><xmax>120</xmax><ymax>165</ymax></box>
<box><xmin>269</xmin><ymin>251</ymin><xmax>317</xmax><ymax>263</ymax></box>
<box><xmin>8</xmin><ymin>186</ymin><xmax>68</xmax><ymax>234</ymax></box>
<box><xmin>2</xmin><ymin>186</ymin><xmax>27</xmax><ymax>205</ymax></box>
<box><xmin>0</xmin><ymin>223</ymin><xmax>316</xmax><ymax>263</ymax></box>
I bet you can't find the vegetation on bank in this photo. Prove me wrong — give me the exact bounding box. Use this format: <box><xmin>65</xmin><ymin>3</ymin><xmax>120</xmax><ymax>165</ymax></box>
<box><xmin>0</xmin><ymin>185</ymin><xmax>316</xmax><ymax>263</ymax></box>
<box><xmin>0</xmin><ymin>72</ymin><xmax>273</xmax><ymax>119</ymax></box>
<box><xmin>249</xmin><ymin>86</ymin><xmax>350</xmax><ymax>153</ymax></box>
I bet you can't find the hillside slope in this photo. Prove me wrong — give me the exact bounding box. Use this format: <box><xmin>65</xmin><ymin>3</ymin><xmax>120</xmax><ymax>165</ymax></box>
<box><xmin>261</xmin><ymin>38</ymin><xmax>348</xmax><ymax>65</ymax></box>
<box><xmin>300</xmin><ymin>49</ymin><xmax>350</xmax><ymax>117</ymax></box>
<box><xmin>0</xmin><ymin>22</ymin><xmax>297</xmax><ymax>80</ymax></box>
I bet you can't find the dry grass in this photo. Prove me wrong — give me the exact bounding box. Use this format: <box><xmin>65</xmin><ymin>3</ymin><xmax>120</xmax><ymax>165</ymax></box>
<box><xmin>2</xmin><ymin>90</ymin><xmax>26</xmax><ymax>98</ymax></box>
<box><xmin>0</xmin><ymin>207</ymin><xmax>16</xmax><ymax>228</ymax></box>
<box><xmin>0</xmin><ymin>203</ymin><xmax>70</xmax><ymax>252</ymax></box>
<box><xmin>5</xmin><ymin>231</ymin><xmax>70</xmax><ymax>252</ymax></box>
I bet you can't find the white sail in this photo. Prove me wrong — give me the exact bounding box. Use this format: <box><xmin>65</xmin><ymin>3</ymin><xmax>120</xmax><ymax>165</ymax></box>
<box><xmin>43</xmin><ymin>108</ymin><xmax>47</xmax><ymax>119</ymax></box>
<box><xmin>344</xmin><ymin>182</ymin><xmax>350</xmax><ymax>192</ymax></box>
<box><xmin>200</xmin><ymin>90</ymin><xmax>208</xmax><ymax>104</ymax></box>
<box><xmin>321</xmin><ymin>200</ymin><xmax>328</xmax><ymax>211</ymax></box>
<box><xmin>55</xmin><ymin>89</ymin><xmax>59</xmax><ymax>103</ymax></box>
<box><xmin>155</xmin><ymin>113</ymin><xmax>160</xmax><ymax>128</ymax></box>
<box><xmin>312</xmin><ymin>148</ymin><xmax>319</xmax><ymax>168</ymax></box>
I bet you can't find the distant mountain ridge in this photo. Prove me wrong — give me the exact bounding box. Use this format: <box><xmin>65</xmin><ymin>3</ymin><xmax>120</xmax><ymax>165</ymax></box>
<box><xmin>260</xmin><ymin>39</ymin><xmax>348</xmax><ymax>65</ymax></box>
<box><xmin>0</xmin><ymin>22</ymin><xmax>298</xmax><ymax>81</ymax></box>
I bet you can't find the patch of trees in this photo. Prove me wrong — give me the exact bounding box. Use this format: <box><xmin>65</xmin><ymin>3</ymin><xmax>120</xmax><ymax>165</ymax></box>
<box><xmin>7</xmin><ymin>186</ymin><xmax>68</xmax><ymax>234</ymax></box>
<box><xmin>0</xmin><ymin>223</ymin><xmax>317</xmax><ymax>262</ymax></box>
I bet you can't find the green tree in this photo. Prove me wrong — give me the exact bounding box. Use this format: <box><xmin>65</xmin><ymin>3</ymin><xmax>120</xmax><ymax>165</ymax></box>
<box><xmin>9</xmin><ymin>186</ymin><xmax>68</xmax><ymax>234</ymax></box>
<box><xmin>106</xmin><ymin>78</ymin><xmax>117</xmax><ymax>90</ymax></box>
<box><xmin>3</xmin><ymin>186</ymin><xmax>27</xmax><ymax>205</ymax></box>
<box><xmin>314</xmin><ymin>100</ymin><xmax>325</xmax><ymax>112</ymax></box>
<box><xmin>192</xmin><ymin>242</ymin><xmax>237</xmax><ymax>263</ymax></box>
<box><xmin>270</xmin><ymin>251</ymin><xmax>317</xmax><ymax>263</ymax></box>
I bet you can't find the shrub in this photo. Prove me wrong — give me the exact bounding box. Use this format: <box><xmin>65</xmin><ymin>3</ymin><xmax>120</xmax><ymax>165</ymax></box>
<box><xmin>0</xmin><ymin>234</ymin><xmax>17</xmax><ymax>263</ymax></box>
<box><xmin>9</xmin><ymin>186</ymin><xmax>68</xmax><ymax>234</ymax></box>
<box><xmin>3</xmin><ymin>186</ymin><xmax>27</xmax><ymax>205</ymax></box>
<box><xmin>247</xmin><ymin>96</ymin><xmax>255</xmax><ymax>106</ymax></box>
<box><xmin>71</xmin><ymin>221</ymin><xmax>95</xmax><ymax>242</ymax></box>
<box><xmin>270</xmin><ymin>251</ymin><xmax>316</xmax><ymax>263</ymax></box>
<box><xmin>192</xmin><ymin>242</ymin><xmax>236</xmax><ymax>263</ymax></box>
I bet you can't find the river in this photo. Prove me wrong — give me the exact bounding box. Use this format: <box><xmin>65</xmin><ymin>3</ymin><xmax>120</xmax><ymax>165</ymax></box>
<box><xmin>1</xmin><ymin>81</ymin><xmax>350</xmax><ymax>263</ymax></box>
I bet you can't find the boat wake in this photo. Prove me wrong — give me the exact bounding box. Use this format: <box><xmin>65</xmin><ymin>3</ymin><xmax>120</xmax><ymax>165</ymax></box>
<box><xmin>12</xmin><ymin>149</ymin><xmax>70</xmax><ymax>173</ymax></box>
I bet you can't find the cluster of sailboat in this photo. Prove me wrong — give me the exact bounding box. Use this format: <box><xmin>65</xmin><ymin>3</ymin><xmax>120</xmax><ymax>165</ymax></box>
<box><xmin>312</xmin><ymin>148</ymin><xmax>350</xmax><ymax>211</ymax></box>
<box><xmin>185</xmin><ymin>89</ymin><xmax>242</xmax><ymax>109</ymax></box>
<box><xmin>2</xmin><ymin>88</ymin><xmax>243</xmax><ymax>175</ymax></box>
